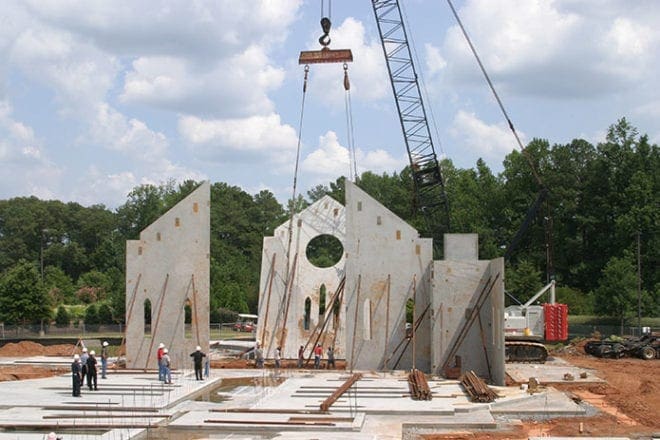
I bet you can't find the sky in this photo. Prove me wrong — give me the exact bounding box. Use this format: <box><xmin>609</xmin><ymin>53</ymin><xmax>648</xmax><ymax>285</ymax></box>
<box><xmin>1</xmin><ymin>0</ymin><xmax>658</xmax><ymax>209</ymax></box>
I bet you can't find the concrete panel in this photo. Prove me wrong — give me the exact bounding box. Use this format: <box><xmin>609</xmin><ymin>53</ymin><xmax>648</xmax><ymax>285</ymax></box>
<box><xmin>344</xmin><ymin>181</ymin><xmax>433</xmax><ymax>371</ymax></box>
<box><xmin>257</xmin><ymin>195</ymin><xmax>347</xmax><ymax>361</ymax></box>
<box><xmin>125</xmin><ymin>182</ymin><xmax>210</xmax><ymax>369</ymax></box>
<box><xmin>431</xmin><ymin>252</ymin><xmax>505</xmax><ymax>385</ymax></box>
<box><xmin>444</xmin><ymin>233</ymin><xmax>479</xmax><ymax>260</ymax></box>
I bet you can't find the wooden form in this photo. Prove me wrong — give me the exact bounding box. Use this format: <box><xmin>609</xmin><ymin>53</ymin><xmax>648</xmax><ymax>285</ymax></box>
<box><xmin>408</xmin><ymin>368</ymin><xmax>432</xmax><ymax>400</ymax></box>
<box><xmin>319</xmin><ymin>373</ymin><xmax>363</xmax><ymax>412</ymax></box>
<box><xmin>460</xmin><ymin>370</ymin><xmax>498</xmax><ymax>402</ymax></box>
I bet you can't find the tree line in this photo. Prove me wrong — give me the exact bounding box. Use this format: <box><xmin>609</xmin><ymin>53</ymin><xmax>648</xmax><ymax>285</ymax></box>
<box><xmin>0</xmin><ymin>119</ymin><xmax>657</xmax><ymax>329</ymax></box>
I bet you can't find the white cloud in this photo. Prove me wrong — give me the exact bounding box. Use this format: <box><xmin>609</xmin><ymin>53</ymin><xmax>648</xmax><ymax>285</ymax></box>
<box><xmin>432</xmin><ymin>0</ymin><xmax>660</xmax><ymax>99</ymax></box>
<box><xmin>179</xmin><ymin>113</ymin><xmax>298</xmax><ymax>163</ymax></box>
<box><xmin>302</xmin><ymin>131</ymin><xmax>351</xmax><ymax>177</ymax></box>
<box><xmin>302</xmin><ymin>130</ymin><xmax>406</xmax><ymax>179</ymax></box>
<box><xmin>87</xmin><ymin>103</ymin><xmax>168</xmax><ymax>161</ymax></box>
<box><xmin>23</xmin><ymin>0</ymin><xmax>303</xmax><ymax>57</ymax></box>
<box><xmin>450</xmin><ymin>110</ymin><xmax>521</xmax><ymax>160</ymax></box>
<box><xmin>425</xmin><ymin>44</ymin><xmax>447</xmax><ymax>75</ymax></box>
<box><xmin>0</xmin><ymin>100</ymin><xmax>64</xmax><ymax>200</ymax></box>
<box><xmin>121</xmin><ymin>46</ymin><xmax>286</xmax><ymax>117</ymax></box>
<box><xmin>9</xmin><ymin>26</ymin><xmax>119</xmax><ymax>116</ymax></box>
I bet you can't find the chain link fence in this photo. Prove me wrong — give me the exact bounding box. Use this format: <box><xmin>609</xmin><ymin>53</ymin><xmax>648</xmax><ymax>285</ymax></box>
<box><xmin>0</xmin><ymin>322</ymin><xmax>250</xmax><ymax>341</ymax></box>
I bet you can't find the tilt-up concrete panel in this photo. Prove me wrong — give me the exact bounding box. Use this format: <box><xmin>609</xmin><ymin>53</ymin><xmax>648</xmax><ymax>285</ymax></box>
<box><xmin>431</xmin><ymin>234</ymin><xmax>505</xmax><ymax>385</ymax></box>
<box><xmin>257</xmin><ymin>195</ymin><xmax>346</xmax><ymax>361</ymax></box>
<box><xmin>125</xmin><ymin>182</ymin><xmax>210</xmax><ymax>370</ymax></box>
<box><xmin>344</xmin><ymin>181</ymin><xmax>433</xmax><ymax>371</ymax></box>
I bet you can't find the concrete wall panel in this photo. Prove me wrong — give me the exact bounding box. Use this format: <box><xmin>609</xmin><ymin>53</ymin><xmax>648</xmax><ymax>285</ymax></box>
<box><xmin>125</xmin><ymin>182</ymin><xmax>210</xmax><ymax>370</ymax></box>
<box><xmin>344</xmin><ymin>181</ymin><xmax>433</xmax><ymax>371</ymax></box>
<box><xmin>257</xmin><ymin>196</ymin><xmax>347</xmax><ymax>361</ymax></box>
<box><xmin>431</xmin><ymin>253</ymin><xmax>505</xmax><ymax>385</ymax></box>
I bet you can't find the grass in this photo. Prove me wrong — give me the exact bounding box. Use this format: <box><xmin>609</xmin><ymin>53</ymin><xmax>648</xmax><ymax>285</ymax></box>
<box><xmin>569</xmin><ymin>315</ymin><xmax>660</xmax><ymax>327</ymax></box>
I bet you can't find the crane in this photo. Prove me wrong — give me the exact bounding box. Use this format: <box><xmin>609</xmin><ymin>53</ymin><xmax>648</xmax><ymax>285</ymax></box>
<box><xmin>370</xmin><ymin>0</ymin><xmax>565</xmax><ymax>362</ymax></box>
<box><xmin>371</xmin><ymin>0</ymin><xmax>451</xmax><ymax>253</ymax></box>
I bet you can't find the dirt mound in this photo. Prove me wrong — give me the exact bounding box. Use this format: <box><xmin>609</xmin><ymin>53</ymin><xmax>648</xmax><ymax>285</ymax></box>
<box><xmin>0</xmin><ymin>365</ymin><xmax>68</xmax><ymax>382</ymax></box>
<box><xmin>0</xmin><ymin>341</ymin><xmax>77</xmax><ymax>357</ymax></box>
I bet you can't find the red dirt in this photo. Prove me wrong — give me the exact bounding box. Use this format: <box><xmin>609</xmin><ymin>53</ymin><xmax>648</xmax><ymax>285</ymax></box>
<box><xmin>424</xmin><ymin>349</ymin><xmax>660</xmax><ymax>439</ymax></box>
<box><xmin>0</xmin><ymin>340</ymin><xmax>78</xmax><ymax>357</ymax></box>
<box><xmin>0</xmin><ymin>341</ymin><xmax>75</xmax><ymax>381</ymax></box>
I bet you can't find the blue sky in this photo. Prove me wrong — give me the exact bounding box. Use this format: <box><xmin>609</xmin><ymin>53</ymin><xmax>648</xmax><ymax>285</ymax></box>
<box><xmin>1</xmin><ymin>0</ymin><xmax>658</xmax><ymax>208</ymax></box>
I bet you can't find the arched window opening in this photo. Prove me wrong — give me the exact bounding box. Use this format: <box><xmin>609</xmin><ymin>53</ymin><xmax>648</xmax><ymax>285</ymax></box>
<box><xmin>363</xmin><ymin>299</ymin><xmax>372</xmax><ymax>340</ymax></box>
<box><xmin>304</xmin><ymin>297</ymin><xmax>311</xmax><ymax>331</ymax></box>
<box><xmin>144</xmin><ymin>299</ymin><xmax>152</xmax><ymax>336</ymax></box>
<box><xmin>332</xmin><ymin>296</ymin><xmax>341</xmax><ymax>330</ymax></box>
<box><xmin>184</xmin><ymin>299</ymin><xmax>192</xmax><ymax>339</ymax></box>
<box><xmin>319</xmin><ymin>284</ymin><xmax>327</xmax><ymax>316</ymax></box>
<box><xmin>405</xmin><ymin>298</ymin><xmax>415</xmax><ymax>337</ymax></box>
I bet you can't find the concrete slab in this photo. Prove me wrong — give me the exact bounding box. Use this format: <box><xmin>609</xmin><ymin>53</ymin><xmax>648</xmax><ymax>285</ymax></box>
<box><xmin>506</xmin><ymin>357</ymin><xmax>603</xmax><ymax>384</ymax></box>
<box><xmin>0</xmin><ymin>357</ymin><xmax>595</xmax><ymax>439</ymax></box>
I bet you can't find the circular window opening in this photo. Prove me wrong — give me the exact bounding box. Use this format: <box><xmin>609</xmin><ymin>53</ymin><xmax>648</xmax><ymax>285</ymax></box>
<box><xmin>306</xmin><ymin>234</ymin><xmax>344</xmax><ymax>268</ymax></box>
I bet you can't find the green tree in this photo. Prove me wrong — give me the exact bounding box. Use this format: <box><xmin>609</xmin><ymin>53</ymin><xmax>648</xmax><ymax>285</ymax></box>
<box><xmin>44</xmin><ymin>266</ymin><xmax>75</xmax><ymax>304</ymax></box>
<box><xmin>77</xmin><ymin>270</ymin><xmax>112</xmax><ymax>301</ymax></box>
<box><xmin>0</xmin><ymin>260</ymin><xmax>52</xmax><ymax>324</ymax></box>
<box><xmin>85</xmin><ymin>304</ymin><xmax>99</xmax><ymax>326</ymax></box>
<box><xmin>55</xmin><ymin>305</ymin><xmax>70</xmax><ymax>327</ymax></box>
<box><xmin>505</xmin><ymin>260</ymin><xmax>543</xmax><ymax>305</ymax></box>
<box><xmin>594</xmin><ymin>252</ymin><xmax>638</xmax><ymax>329</ymax></box>
<box><xmin>97</xmin><ymin>303</ymin><xmax>114</xmax><ymax>324</ymax></box>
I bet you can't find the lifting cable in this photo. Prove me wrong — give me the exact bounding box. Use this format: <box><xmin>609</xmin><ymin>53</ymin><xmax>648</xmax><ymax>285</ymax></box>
<box><xmin>281</xmin><ymin>65</ymin><xmax>309</xmax><ymax>336</ymax></box>
<box><xmin>446</xmin><ymin>0</ymin><xmax>543</xmax><ymax>188</ymax></box>
<box><xmin>343</xmin><ymin>63</ymin><xmax>358</xmax><ymax>181</ymax></box>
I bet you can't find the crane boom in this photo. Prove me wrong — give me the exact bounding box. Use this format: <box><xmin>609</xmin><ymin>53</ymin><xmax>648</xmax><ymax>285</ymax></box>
<box><xmin>371</xmin><ymin>0</ymin><xmax>450</xmax><ymax>248</ymax></box>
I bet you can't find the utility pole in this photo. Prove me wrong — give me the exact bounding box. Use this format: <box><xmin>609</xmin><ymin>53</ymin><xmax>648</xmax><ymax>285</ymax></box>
<box><xmin>636</xmin><ymin>230</ymin><xmax>641</xmax><ymax>334</ymax></box>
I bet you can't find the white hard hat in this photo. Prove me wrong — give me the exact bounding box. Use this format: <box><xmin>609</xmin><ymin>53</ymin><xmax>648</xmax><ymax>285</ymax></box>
<box><xmin>82</xmin><ymin>347</ymin><xmax>87</xmax><ymax>352</ymax></box>
<box><xmin>103</xmin><ymin>341</ymin><xmax>109</xmax><ymax>347</ymax></box>
<box><xmin>163</xmin><ymin>348</ymin><xmax>168</xmax><ymax>354</ymax></box>
<box><xmin>47</xmin><ymin>432</ymin><xmax>57</xmax><ymax>440</ymax></box>
<box><xmin>158</xmin><ymin>342</ymin><xmax>165</xmax><ymax>348</ymax></box>
<box><xmin>73</xmin><ymin>354</ymin><xmax>80</xmax><ymax>360</ymax></box>
<box><xmin>89</xmin><ymin>350</ymin><xmax>95</xmax><ymax>355</ymax></box>
<box><xmin>196</xmin><ymin>346</ymin><xmax>201</xmax><ymax>351</ymax></box>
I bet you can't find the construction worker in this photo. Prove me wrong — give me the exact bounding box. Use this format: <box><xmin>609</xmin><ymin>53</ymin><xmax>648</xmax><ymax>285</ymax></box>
<box><xmin>274</xmin><ymin>346</ymin><xmax>281</xmax><ymax>369</ymax></box>
<box><xmin>157</xmin><ymin>342</ymin><xmax>165</xmax><ymax>381</ymax></box>
<box><xmin>190</xmin><ymin>346</ymin><xmax>206</xmax><ymax>380</ymax></box>
<box><xmin>161</xmin><ymin>348</ymin><xmax>172</xmax><ymax>384</ymax></box>
<box><xmin>80</xmin><ymin>347</ymin><xmax>89</xmax><ymax>384</ymax></box>
<box><xmin>86</xmin><ymin>350</ymin><xmax>98</xmax><ymax>390</ymax></box>
<box><xmin>297</xmin><ymin>345</ymin><xmax>304</xmax><ymax>368</ymax></box>
<box><xmin>255</xmin><ymin>342</ymin><xmax>264</xmax><ymax>368</ymax></box>
<box><xmin>314</xmin><ymin>344</ymin><xmax>322</xmax><ymax>369</ymax></box>
<box><xmin>101</xmin><ymin>341</ymin><xmax>109</xmax><ymax>379</ymax></box>
<box><xmin>327</xmin><ymin>346</ymin><xmax>335</xmax><ymax>369</ymax></box>
<box><xmin>71</xmin><ymin>354</ymin><xmax>82</xmax><ymax>397</ymax></box>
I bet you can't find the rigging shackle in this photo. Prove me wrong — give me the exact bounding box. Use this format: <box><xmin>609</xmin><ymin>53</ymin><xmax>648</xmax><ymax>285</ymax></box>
<box><xmin>343</xmin><ymin>63</ymin><xmax>350</xmax><ymax>91</ymax></box>
<box><xmin>303</xmin><ymin>65</ymin><xmax>309</xmax><ymax>92</ymax></box>
<box><xmin>319</xmin><ymin>17</ymin><xmax>332</xmax><ymax>47</ymax></box>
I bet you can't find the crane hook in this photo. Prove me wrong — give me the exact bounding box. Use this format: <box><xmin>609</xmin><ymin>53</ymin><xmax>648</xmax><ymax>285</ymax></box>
<box><xmin>319</xmin><ymin>17</ymin><xmax>331</xmax><ymax>47</ymax></box>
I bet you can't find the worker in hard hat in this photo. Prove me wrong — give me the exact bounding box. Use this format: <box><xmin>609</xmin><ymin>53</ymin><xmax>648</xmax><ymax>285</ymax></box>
<box><xmin>71</xmin><ymin>354</ymin><xmax>82</xmax><ymax>397</ymax></box>
<box><xmin>101</xmin><ymin>341</ymin><xmax>109</xmax><ymax>379</ymax></box>
<box><xmin>161</xmin><ymin>348</ymin><xmax>172</xmax><ymax>384</ymax></box>
<box><xmin>190</xmin><ymin>345</ymin><xmax>206</xmax><ymax>380</ymax></box>
<box><xmin>157</xmin><ymin>342</ymin><xmax>165</xmax><ymax>381</ymax></box>
<box><xmin>80</xmin><ymin>347</ymin><xmax>89</xmax><ymax>385</ymax></box>
<box><xmin>86</xmin><ymin>350</ymin><xmax>98</xmax><ymax>391</ymax></box>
